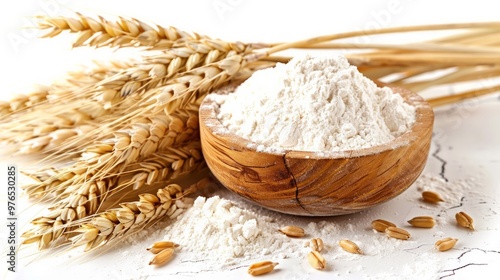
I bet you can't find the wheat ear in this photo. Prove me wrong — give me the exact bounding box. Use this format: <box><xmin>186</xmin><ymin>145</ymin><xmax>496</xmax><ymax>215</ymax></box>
<box><xmin>23</xmin><ymin>137</ymin><xmax>202</xmax><ymax>198</ymax></box>
<box><xmin>88</xmin><ymin>39</ymin><xmax>258</xmax><ymax>104</ymax></box>
<box><xmin>140</xmin><ymin>52</ymin><xmax>246</xmax><ymax>114</ymax></box>
<box><xmin>68</xmin><ymin>54</ymin><xmax>246</xmax><ymax>186</ymax></box>
<box><xmin>36</xmin><ymin>13</ymin><xmax>206</xmax><ymax>49</ymax></box>
<box><xmin>21</xmin><ymin>141</ymin><xmax>204</xmax><ymax>249</ymax></box>
<box><xmin>0</xmin><ymin>60</ymin><xmax>132</xmax><ymax>120</ymax></box>
<box><xmin>0</xmin><ymin>90</ymin><xmax>48</xmax><ymax>118</ymax></box>
<box><xmin>0</xmin><ymin>61</ymin><xmax>137</xmax><ymax>156</ymax></box>
<box><xmin>70</xmin><ymin>179</ymin><xmax>210</xmax><ymax>252</ymax></box>
<box><xmin>21</xmin><ymin>107</ymin><xmax>200</xmax><ymax>197</ymax></box>
<box><xmin>33</xmin><ymin>54</ymin><xmax>246</xmax><ymax>190</ymax></box>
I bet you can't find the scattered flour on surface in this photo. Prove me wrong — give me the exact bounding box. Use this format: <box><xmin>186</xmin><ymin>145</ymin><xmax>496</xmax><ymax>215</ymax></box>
<box><xmin>161</xmin><ymin>195</ymin><xmax>303</xmax><ymax>267</ymax></box>
<box><xmin>151</xmin><ymin>173</ymin><xmax>484</xmax><ymax>278</ymax></box>
<box><xmin>212</xmin><ymin>54</ymin><xmax>416</xmax><ymax>153</ymax></box>
<box><xmin>24</xmin><ymin>174</ymin><xmax>483</xmax><ymax>280</ymax></box>
<box><xmin>413</xmin><ymin>173</ymin><xmax>474</xmax><ymax>202</ymax></box>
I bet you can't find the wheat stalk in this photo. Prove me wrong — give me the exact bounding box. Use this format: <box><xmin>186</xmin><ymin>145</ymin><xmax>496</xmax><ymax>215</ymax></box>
<box><xmin>18</xmin><ymin>64</ymin><xmax>244</xmax><ymax>251</ymax></box>
<box><xmin>70</xmin><ymin>179</ymin><xmax>209</xmax><ymax>252</ymax></box>
<box><xmin>25</xmin><ymin>54</ymin><xmax>247</xmax><ymax>191</ymax></box>
<box><xmin>21</xmin><ymin>141</ymin><xmax>204</xmax><ymax>249</ymax></box>
<box><xmin>78</xmin><ymin>54</ymin><xmax>247</xmax><ymax>182</ymax></box>
<box><xmin>23</xmin><ymin>137</ymin><xmax>202</xmax><ymax>198</ymax></box>
<box><xmin>20</xmin><ymin>56</ymin><xmax>268</xmax><ymax>250</ymax></box>
<box><xmin>1</xmin><ymin>60</ymin><xmax>131</xmax><ymax>120</ymax></box>
<box><xmin>21</xmin><ymin>20</ymin><xmax>261</xmax><ymax>157</ymax></box>
<box><xmin>0</xmin><ymin>61</ymin><xmax>137</xmax><ymax>156</ymax></box>
<box><xmin>22</xmin><ymin>107</ymin><xmax>201</xmax><ymax>195</ymax></box>
<box><xmin>3</xmin><ymin>105</ymin><xmax>109</xmax><ymax>155</ymax></box>
<box><xmin>89</xmin><ymin>39</ymin><xmax>259</xmax><ymax>103</ymax></box>
<box><xmin>68</xmin><ymin>41</ymin><xmax>258</xmax><ymax>145</ymax></box>
<box><xmin>36</xmin><ymin>13</ymin><xmax>206</xmax><ymax>49</ymax></box>
<box><xmin>22</xmin><ymin>179</ymin><xmax>209</xmax><ymax>251</ymax></box>
<box><xmin>269</xmin><ymin>25</ymin><xmax>500</xmax><ymax>104</ymax></box>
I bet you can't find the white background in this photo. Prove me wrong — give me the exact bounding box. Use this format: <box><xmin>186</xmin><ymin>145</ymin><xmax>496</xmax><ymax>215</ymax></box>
<box><xmin>1</xmin><ymin>1</ymin><xmax>500</xmax><ymax>280</ymax></box>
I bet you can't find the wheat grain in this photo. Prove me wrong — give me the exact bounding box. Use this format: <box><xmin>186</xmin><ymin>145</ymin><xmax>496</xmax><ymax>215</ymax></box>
<box><xmin>247</xmin><ymin>261</ymin><xmax>279</xmax><ymax>276</ymax></box>
<box><xmin>421</xmin><ymin>191</ymin><xmax>445</xmax><ymax>204</ymax></box>
<box><xmin>407</xmin><ymin>216</ymin><xmax>436</xmax><ymax>228</ymax></box>
<box><xmin>149</xmin><ymin>247</ymin><xmax>175</xmax><ymax>265</ymax></box>
<box><xmin>435</xmin><ymin>237</ymin><xmax>458</xmax><ymax>252</ymax></box>
<box><xmin>307</xmin><ymin>250</ymin><xmax>326</xmax><ymax>270</ymax></box>
<box><xmin>371</xmin><ymin>219</ymin><xmax>396</xmax><ymax>233</ymax></box>
<box><xmin>455</xmin><ymin>211</ymin><xmax>475</xmax><ymax>230</ymax></box>
<box><xmin>147</xmin><ymin>241</ymin><xmax>179</xmax><ymax>254</ymax></box>
<box><xmin>278</xmin><ymin>226</ymin><xmax>305</xmax><ymax>237</ymax></box>
<box><xmin>385</xmin><ymin>227</ymin><xmax>411</xmax><ymax>240</ymax></box>
<box><xmin>339</xmin><ymin>239</ymin><xmax>362</xmax><ymax>254</ymax></box>
<box><xmin>309</xmin><ymin>238</ymin><xmax>324</xmax><ymax>252</ymax></box>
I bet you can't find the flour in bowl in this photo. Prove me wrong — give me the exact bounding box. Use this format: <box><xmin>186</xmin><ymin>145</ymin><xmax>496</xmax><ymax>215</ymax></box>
<box><xmin>213</xmin><ymin>54</ymin><xmax>416</xmax><ymax>153</ymax></box>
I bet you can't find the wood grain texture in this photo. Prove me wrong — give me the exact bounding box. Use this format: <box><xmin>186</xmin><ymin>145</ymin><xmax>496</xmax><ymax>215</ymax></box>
<box><xmin>200</xmin><ymin>86</ymin><xmax>434</xmax><ymax>216</ymax></box>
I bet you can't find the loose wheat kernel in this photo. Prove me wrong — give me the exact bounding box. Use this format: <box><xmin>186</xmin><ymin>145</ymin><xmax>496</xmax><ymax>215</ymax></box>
<box><xmin>435</xmin><ymin>237</ymin><xmax>458</xmax><ymax>252</ymax></box>
<box><xmin>422</xmin><ymin>191</ymin><xmax>445</xmax><ymax>203</ymax></box>
<box><xmin>147</xmin><ymin>241</ymin><xmax>179</xmax><ymax>254</ymax></box>
<box><xmin>149</xmin><ymin>248</ymin><xmax>174</xmax><ymax>265</ymax></box>
<box><xmin>310</xmin><ymin>238</ymin><xmax>324</xmax><ymax>252</ymax></box>
<box><xmin>307</xmin><ymin>250</ymin><xmax>326</xmax><ymax>270</ymax></box>
<box><xmin>455</xmin><ymin>211</ymin><xmax>474</xmax><ymax>230</ymax></box>
<box><xmin>247</xmin><ymin>261</ymin><xmax>279</xmax><ymax>276</ymax></box>
<box><xmin>371</xmin><ymin>219</ymin><xmax>396</xmax><ymax>232</ymax></box>
<box><xmin>385</xmin><ymin>226</ymin><xmax>411</xmax><ymax>240</ymax></box>
<box><xmin>407</xmin><ymin>216</ymin><xmax>436</xmax><ymax>228</ymax></box>
<box><xmin>278</xmin><ymin>225</ymin><xmax>305</xmax><ymax>237</ymax></box>
<box><xmin>339</xmin><ymin>239</ymin><xmax>362</xmax><ymax>254</ymax></box>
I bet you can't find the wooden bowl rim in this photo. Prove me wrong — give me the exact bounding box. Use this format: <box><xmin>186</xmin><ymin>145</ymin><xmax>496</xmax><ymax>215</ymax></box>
<box><xmin>200</xmin><ymin>85</ymin><xmax>434</xmax><ymax>160</ymax></box>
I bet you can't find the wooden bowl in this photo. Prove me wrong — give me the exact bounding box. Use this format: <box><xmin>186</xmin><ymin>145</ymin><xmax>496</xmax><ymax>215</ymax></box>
<box><xmin>199</xmin><ymin>86</ymin><xmax>434</xmax><ymax>216</ymax></box>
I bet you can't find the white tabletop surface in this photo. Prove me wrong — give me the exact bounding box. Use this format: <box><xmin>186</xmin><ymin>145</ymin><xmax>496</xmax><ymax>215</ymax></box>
<box><xmin>1</xmin><ymin>1</ymin><xmax>499</xmax><ymax>279</ymax></box>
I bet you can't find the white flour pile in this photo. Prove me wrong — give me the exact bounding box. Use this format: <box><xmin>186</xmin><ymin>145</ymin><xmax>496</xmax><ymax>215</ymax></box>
<box><xmin>161</xmin><ymin>195</ymin><xmax>303</xmax><ymax>266</ymax></box>
<box><xmin>212</xmin><ymin>54</ymin><xmax>416</xmax><ymax>153</ymax></box>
